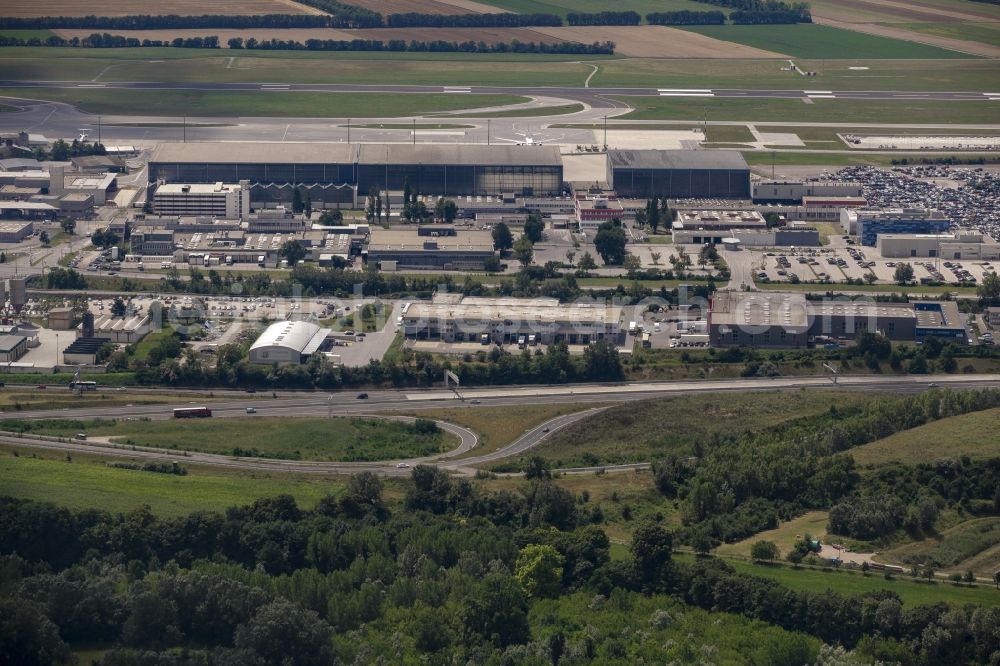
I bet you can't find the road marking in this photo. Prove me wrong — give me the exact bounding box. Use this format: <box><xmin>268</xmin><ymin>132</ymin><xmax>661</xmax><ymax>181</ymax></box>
<box><xmin>444</xmin><ymin>87</ymin><xmax>471</xmax><ymax>93</ymax></box>
<box><xmin>261</xmin><ymin>84</ymin><xmax>290</xmax><ymax>90</ymax></box>
<box><xmin>803</xmin><ymin>90</ymin><xmax>833</xmax><ymax>94</ymax></box>
<box><xmin>76</xmin><ymin>84</ymin><xmax>106</xmax><ymax>88</ymax></box>
<box><xmin>658</xmin><ymin>88</ymin><xmax>713</xmax><ymax>97</ymax></box>
<box><xmin>806</xmin><ymin>94</ymin><xmax>836</xmax><ymax>99</ymax></box>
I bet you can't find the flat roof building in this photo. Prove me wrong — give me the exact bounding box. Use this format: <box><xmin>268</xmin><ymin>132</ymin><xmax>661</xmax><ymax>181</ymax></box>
<box><xmin>752</xmin><ymin>180</ymin><xmax>863</xmax><ymax>204</ymax></box>
<box><xmin>841</xmin><ymin>207</ymin><xmax>950</xmax><ymax>245</ymax></box>
<box><xmin>149</xmin><ymin>142</ymin><xmax>564</xmax><ymax>207</ymax></box>
<box><xmin>248</xmin><ymin>320</ymin><xmax>329</xmax><ymax>365</ymax></box>
<box><xmin>367</xmin><ymin>227</ymin><xmax>495</xmax><ymax>270</ymax></box>
<box><xmin>709</xmin><ymin>290</ymin><xmax>965</xmax><ymax>348</ymax></box>
<box><xmin>877</xmin><ymin>231</ymin><xmax>1000</xmax><ymax>260</ymax></box>
<box><xmin>0</xmin><ymin>220</ymin><xmax>34</xmax><ymax>242</ymax></box>
<box><xmin>607</xmin><ymin>150</ymin><xmax>750</xmax><ymax>199</ymax></box>
<box><xmin>153</xmin><ymin>181</ymin><xmax>250</xmax><ymax>219</ymax></box>
<box><xmin>0</xmin><ymin>334</ymin><xmax>28</xmax><ymax>362</ymax></box>
<box><xmin>403</xmin><ymin>294</ymin><xmax>623</xmax><ymax>345</ymax></box>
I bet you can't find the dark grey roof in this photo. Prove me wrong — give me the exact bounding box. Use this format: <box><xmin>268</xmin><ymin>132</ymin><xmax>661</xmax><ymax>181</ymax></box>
<box><xmin>64</xmin><ymin>337</ymin><xmax>111</xmax><ymax>354</ymax></box>
<box><xmin>608</xmin><ymin>149</ymin><xmax>748</xmax><ymax>171</ymax></box>
<box><xmin>358</xmin><ymin>144</ymin><xmax>561</xmax><ymax>167</ymax></box>
<box><xmin>150</xmin><ymin>142</ymin><xmax>561</xmax><ymax>167</ymax></box>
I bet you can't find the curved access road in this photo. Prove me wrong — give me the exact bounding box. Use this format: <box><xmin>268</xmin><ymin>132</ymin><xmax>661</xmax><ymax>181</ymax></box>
<box><xmin>4</xmin><ymin>374</ymin><xmax>1000</xmax><ymax>476</ymax></box>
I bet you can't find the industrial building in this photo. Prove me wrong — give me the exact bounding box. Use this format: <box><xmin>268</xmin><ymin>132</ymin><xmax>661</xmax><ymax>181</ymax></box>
<box><xmin>841</xmin><ymin>207</ymin><xmax>950</xmax><ymax>246</ymax></box>
<box><xmin>0</xmin><ymin>220</ymin><xmax>34</xmax><ymax>242</ymax></box>
<box><xmin>403</xmin><ymin>294</ymin><xmax>624</xmax><ymax>345</ymax></box>
<box><xmin>752</xmin><ymin>180</ymin><xmax>863</xmax><ymax>204</ymax></box>
<box><xmin>246</xmin><ymin>207</ymin><xmax>310</xmax><ymax>233</ymax></box>
<box><xmin>63</xmin><ymin>337</ymin><xmax>111</xmax><ymax>365</ymax></box>
<box><xmin>0</xmin><ymin>333</ymin><xmax>28</xmax><ymax>362</ymax></box>
<box><xmin>248</xmin><ymin>320</ymin><xmax>330</xmax><ymax>365</ymax></box>
<box><xmin>607</xmin><ymin>150</ymin><xmax>750</xmax><ymax>199</ymax></box>
<box><xmin>876</xmin><ymin>231</ymin><xmax>1000</xmax><ymax>260</ymax></box>
<box><xmin>130</xmin><ymin>229</ymin><xmax>176</xmax><ymax>256</ymax></box>
<box><xmin>153</xmin><ymin>181</ymin><xmax>251</xmax><ymax>218</ymax></box>
<box><xmin>670</xmin><ymin>209</ymin><xmax>822</xmax><ymax>246</ymax></box>
<box><xmin>708</xmin><ymin>291</ymin><xmax>965</xmax><ymax>348</ymax></box>
<box><xmin>367</xmin><ymin>227</ymin><xmax>495</xmax><ymax>270</ymax></box>
<box><xmin>86</xmin><ymin>315</ymin><xmax>153</xmax><ymax>344</ymax></box>
<box><xmin>148</xmin><ymin>142</ymin><xmax>564</xmax><ymax>207</ymax></box>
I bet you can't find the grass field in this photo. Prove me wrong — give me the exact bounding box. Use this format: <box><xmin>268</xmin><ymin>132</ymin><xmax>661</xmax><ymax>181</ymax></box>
<box><xmin>710</xmin><ymin>555</ymin><xmax>1000</xmax><ymax>607</ymax></box>
<box><xmin>591</xmin><ymin>57</ymin><xmax>997</xmax><ymax>92</ymax></box>
<box><xmin>449</xmin><ymin>103</ymin><xmax>584</xmax><ymax>117</ymax></box>
<box><xmin>679</xmin><ymin>24</ymin><xmax>972</xmax><ymax>59</ymax></box>
<box><xmin>619</xmin><ymin>97</ymin><xmax>999</xmax><ymax>124</ymax></box>
<box><xmin>0</xmin><ymin>87</ymin><xmax>528</xmax><ymax>118</ymax></box>
<box><xmin>396</xmin><ymin>402</ymin><xmax>597</xmax><ymax>458</ymax></box>
<box><xmin>0</xmin><ymin>29</ymin><xmax>54</xmax><ymax>40</ymax></box>
<box><xmin>704</xmin><ymin>124</ymin><xmax>755</xmax><ymax>143</ymax></box>
<box><xmin>890</xmin><ymin>22</ymin><xmax>1000</xmax><ymax>48</ymax></box>
<box><xmin>716</xmin><ymin>511</ymin><xmax>832</xmax><ymax>559</ymax></box>
<box><xmin>0</xmin><ymin>449</ymin><xmax>342</xmax><ymax>517</ymax></box>
<box><xmin>526</xmin><ymin>389</ymin><xmax>875</xmax><ymax>467</ymax></box>
<box><xmin>850</xmin><ymin>408</ymin><xmax>1000</xmax><ymax>466</ymax></box>
<box><xmin>885</xmin><ymin>518</ymin><xmax>1000</xmax><ymax>572</ymax></box>
<box><xmin>0</xmin><ymin>416</ymin><xmax>457</xmax><ymax>462</ymax></box>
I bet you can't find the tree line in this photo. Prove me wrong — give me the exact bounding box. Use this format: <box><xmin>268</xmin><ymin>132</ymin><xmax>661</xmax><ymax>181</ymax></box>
<box><xmin>646</xmin><ymin>10</ymin><xmax>727</xmax><ymax>25</ymax></box>
<box><xmin>0</xmin><ymin>33</ymin><xmax>614</xmax><ymax>54</ymax></box>
<box><xmin>566</xmin><ymin>11</ymin><xmax>641</xmax><ymax>26</ymax></box>
<box><xmin>688</xmin><ymin>0</ymin><xmax>812</xmax><ymax>22</ymax></box>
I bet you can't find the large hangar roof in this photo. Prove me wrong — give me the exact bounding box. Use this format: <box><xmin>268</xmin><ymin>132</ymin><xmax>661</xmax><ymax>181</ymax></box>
<box><xmin>357</xmin><ymin>144</ymin><xmax>561</xmax><ymax>167</ymax></box>
<box><xmin>608</xmin><ymin>149</ymin><xmax>748</xmax><ymax>171</ymax></box>
<box><xmin>150</xmin><ymin>142</ymin><xmax>356</xmax><ymax>165</ymax></box>
<box><xmin>250</xmin><ymin>320</ymin><xmax>327</xmax><ymax>355</ymax></box>
<box><xmin>149</xmin><ymin>142</ymin><xmax>562</xmax><ymax>167</ymax></box>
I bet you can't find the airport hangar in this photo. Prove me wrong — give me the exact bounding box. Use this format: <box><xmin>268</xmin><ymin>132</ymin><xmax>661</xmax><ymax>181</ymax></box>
<box><xmin>606</xmin><ymin>149</ymin><xmax>751</xmax><ymax>199</ymax></box>
<box><xmin>148</xmin><ymin>143</ymin><xmax>564</xmax><ymax>208</ymax></box>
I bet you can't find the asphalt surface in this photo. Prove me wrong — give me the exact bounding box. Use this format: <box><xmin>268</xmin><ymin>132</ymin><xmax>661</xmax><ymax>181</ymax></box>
<box><xmin>5</xmin><ymin>374</ymin><xmax>998</xmax><ymax>476</ymax></box>
<box><xmin>1</xmin><ymin>80</ymin><xmax>995</xmax><ymax>102</ymax></box>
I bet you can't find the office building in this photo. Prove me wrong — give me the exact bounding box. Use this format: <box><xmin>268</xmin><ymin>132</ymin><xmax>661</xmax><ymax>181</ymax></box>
<box><xmin>367</xmin><ymin>227</ymin><xmax>495</xmax><ymax>270</ymax></box>
<box><xmin>841</xmin><ymin>208</ymin><xmax>950</xmax><ymax>245</ymax></box>
<box><xmin>153</xmin><ymin>181</ymin><xmax>251</xmax><ymax>218</ymax></box>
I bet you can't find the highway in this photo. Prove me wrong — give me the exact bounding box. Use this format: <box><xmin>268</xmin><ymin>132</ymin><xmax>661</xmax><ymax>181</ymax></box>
<box><xmin>4</xmin><ymin>374</ymin><xmax>999</xmax><ymax>476</ymax></box>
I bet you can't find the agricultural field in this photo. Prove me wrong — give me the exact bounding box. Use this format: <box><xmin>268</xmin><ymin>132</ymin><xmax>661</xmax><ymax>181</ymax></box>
<box><xmin>679</xmin><ymin>24</ymin><xmax>973</xmax><ymax>59</ymax></box>
<box><xmin>522</xmin><ymin>389</ymin><xmax>876</xmax><ymax>468</ymax></box>
<box><xmin>0</xmin><ymin>0</ymin><xmax>322</xmax><ymax>17</ymax></box>
<box><xmin>477</xmin><ymin>0</ymin><xmax>714</xmax><ymax>17</ymax></box>
<box><xmin>807</xmin><ymin>0</ymin><xmax>1000</xmax><ymax>58</ymax></box>
<box><xmin>347</xmin><ymin>0</ymin><xmax>506</xmax><ymax>13</ymax></box>
<box><xmin>0</xmin><ymin>416</ymin><xmax>457</xmax><ymax>462</ymax></box>
<box><xmin>0</xmin><ymin>448</ymin><xmax>343</xmax><ymax>516</ymax></box>
<box><xmin>885</xmin><ymin>518</ymin><xmax>1000</xmax><ymax>573</ymax></box>
<box><xmin>850</xmin><ymin>408</ymin><xmax>1000</xmax><ymax>466</ymax></box>
<box><xmin>0</xmin><ymin>86</ymin><xmax>528</xmax><ymax>118</ymax></box>
<box><xmin>619</xmin><ymin>97</ymin><xmax>1000</xmax><ymax>125</ymax></box>
<box><xmin>533</xmin><ymin>25</ymin><xmax>785</xmax><ymax>58</ymax></box>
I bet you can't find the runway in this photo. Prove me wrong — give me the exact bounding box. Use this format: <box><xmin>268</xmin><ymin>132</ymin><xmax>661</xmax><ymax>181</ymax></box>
<box><xmin>4</xmin><ymin>374</ymin><xmax>997</xmax><ymax>476</ymax></box>
<box><xmin>1</xmin><ymin>79</ymin><xmax>995</xmax><ymax>102</ymax></box>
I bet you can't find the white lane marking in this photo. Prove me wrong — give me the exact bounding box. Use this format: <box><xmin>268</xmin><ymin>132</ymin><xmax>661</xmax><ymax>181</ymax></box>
<box><xmin>659</xmin><ymin>92</ymin><xmax>714</xmax><ymax>97</ymax></box>
<box><xmin>444</xmin><ymin>87</ymin><xmax>471</xmax><ymax>93</ymax></box>
<box><xmin>803</xmin><ymin>90</ymin><xmax>833</xmax><ymax>94</ymax></box>
<box><xmin>658</xmin><ymin>88</ymin><xmax>712</xmax><ymax>92</ymax></box>
<box><xmin>807</xmin><ymin>94</ymin><xmax>836</xmax><ymax>99</ymax></box>
<box><xmin>76</xmin><ymin>84</ymin><xmax>106</xmax><ymax>88</ymax></box>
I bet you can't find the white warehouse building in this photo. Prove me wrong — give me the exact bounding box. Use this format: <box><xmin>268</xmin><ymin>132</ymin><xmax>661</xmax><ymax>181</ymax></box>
<box><xmin>248</xmin><ymin>320</ymin><xmax>329</xmax><ymax>365</ymax></box>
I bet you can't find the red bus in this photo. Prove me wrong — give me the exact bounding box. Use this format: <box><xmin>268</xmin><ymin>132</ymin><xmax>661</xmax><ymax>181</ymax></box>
<box><xmin>173</xmin><ymin>406</ymin><xmax>212</xmax><ymax>418</ymax></box>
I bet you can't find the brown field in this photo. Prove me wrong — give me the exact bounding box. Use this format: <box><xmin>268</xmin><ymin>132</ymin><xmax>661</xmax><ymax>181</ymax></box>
<box><xmin>809</xmin><ymin>0</ymin><xmax>1000</xmax><ymax>58</ymax></box>
<box><xmin>55</xmin><ymin>26</ymin><xmax>567</xmax><ymax>46</ymax></box>
<box><xmin>536</xmin><ymin>25</ymin><xmax>788</xmax><ymax>58</ymax></box>
<box><xmin>347</xmin><ymin>0</ymin><xmax>508</xmax><ymax>15</ymax></box>
<box><xmin>817</xmin><ymin>19</ymin><xmax>1000</xmax><ymax>58</ymax></box>
<box><xmin>1</xmin><ymin>0</ymin><xmax>322</xmax><ymax>17</ymax></box>
<box><xmin>812</xmin><ymin>0</ymin><xmax>1000</xmax><ymax>23</ymax></box>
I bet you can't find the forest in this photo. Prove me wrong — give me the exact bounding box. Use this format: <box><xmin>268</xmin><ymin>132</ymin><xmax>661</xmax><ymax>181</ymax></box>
<box><xmin>2</xmin><ymin>460</ymin><xmax>998</xmax><ymax>665</ymax></box>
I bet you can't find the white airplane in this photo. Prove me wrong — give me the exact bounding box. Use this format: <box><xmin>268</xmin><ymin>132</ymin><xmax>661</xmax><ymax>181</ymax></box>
<box><xmin>494</xmin><ymin>130</ymin><xmax>565</xmax><ymax>146</ymax></box>
<box><xmin>77</xmin><ymin>129</ymin><xmax>90</xmax><ymax>142</ymax></box>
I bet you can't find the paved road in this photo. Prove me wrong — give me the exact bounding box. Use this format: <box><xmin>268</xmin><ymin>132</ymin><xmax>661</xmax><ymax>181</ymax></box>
<box><xmin>5</xmin><ymin>374</ymin><xmax>999</xmax><ymax>475</ymax></box>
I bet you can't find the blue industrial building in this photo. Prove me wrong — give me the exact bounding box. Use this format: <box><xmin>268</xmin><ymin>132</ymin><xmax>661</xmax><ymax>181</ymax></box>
<box><xmin>849</xmin><ymin>208</ymin><xmax>950</xmax><ymax>246</ymax></box>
